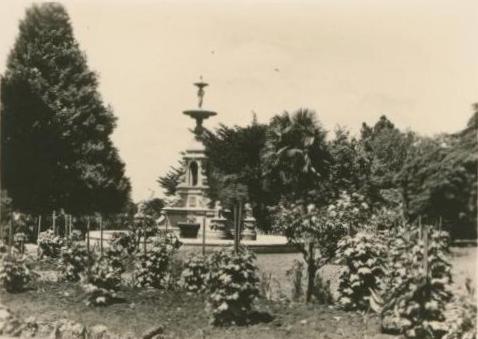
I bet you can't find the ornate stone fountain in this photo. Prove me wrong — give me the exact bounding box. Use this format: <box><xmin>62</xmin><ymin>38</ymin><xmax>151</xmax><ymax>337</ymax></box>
<box><xmin>160</xmin><ymin>79</ymin><xmax>234</xmax><ymax>239</ymax></box>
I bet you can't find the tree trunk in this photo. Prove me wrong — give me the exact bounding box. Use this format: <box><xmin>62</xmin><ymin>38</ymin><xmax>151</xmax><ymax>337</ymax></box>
<box><xmin>305</xmin><ymin>242</ymin><xmax>317</xmax><ymax>303</ymax></box>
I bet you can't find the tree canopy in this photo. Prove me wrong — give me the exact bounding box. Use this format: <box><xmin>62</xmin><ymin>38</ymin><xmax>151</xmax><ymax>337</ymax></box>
<box><xmin>1</xmin><ymin>3</ymin><xmax>131</xmax><ymax>214</ymax></box>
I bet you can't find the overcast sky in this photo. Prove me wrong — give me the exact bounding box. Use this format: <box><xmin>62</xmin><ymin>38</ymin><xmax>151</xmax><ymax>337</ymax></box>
<box><xmin>0</xmin><ymin>0</ymin><xmax>477</xmax><ymax>201</ymax></box>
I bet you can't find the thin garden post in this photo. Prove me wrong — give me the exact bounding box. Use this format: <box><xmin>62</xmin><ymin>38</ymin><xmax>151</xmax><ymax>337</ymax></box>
<box><xmin>143</xmin><ymin>219</ymin><xmax>147</xmax><ymax>256</ymax></box>
<box><xmin>8</xmin><ymin>216</ymin><xmax>13</xmax><ymax>255</ymax></box>
<box><xmin>52</xmin><ymin>210</ymin><xmax>56</xmax><ymax>235</ymax></box>
<box><xmin>37</xmin><ymin>215</ymin><xmax>41</xmax><ymax>243</ymax></box>
<box><xmin>238</xmin><ymin>201</ymin><xmax>243</xmax><ymax>246</ymax></box>
<box><xmin>233</xmin><ymin>203</ymin><xmax>238</xmax><ymax>255</ymax></box>
<box><xmin>423</xmin><ymin>225</ymin><xmax>429</xmax><ymax>282</ymax></box>
<box><xmin>64</xmin><ymin>213</ymin><xmax>68</xmax><ymax>239</ymax></box>
<box><xmin>87</xmin><ymin>217</ymin><xmax>91</xmax><ymax>277</ymax></box>
<box><xmin>99</xmin><ymin>215</ymin><xmax>103</xmax><ymax>256</ymax></box>
<box><xmin>202</xmin><ymin>215</ymin><xmax>206</xmax><ymax>256</ymax></box>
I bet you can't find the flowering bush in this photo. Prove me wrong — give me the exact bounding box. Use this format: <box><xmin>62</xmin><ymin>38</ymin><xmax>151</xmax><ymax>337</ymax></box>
<box><xmin>60</xmin><ymin>242</ymin><xmax>90</xmax><ymax>282</ymax></box>
<box><xmin>180</xmin><ymin>255</ymin><xmax>208</xmax><ymax>293</ymax></box>
<box><xmin>0</xmin><ymin>254</ymin><xmax>31</xmax><ymax>292</ymax></box>
<box><xmin>327</xmin><ymin>191</ymin><xmax>371</xmax><ymax>234</ymax></box>
<box><xmin>205</xmin><ymin>247</ymin><xmax>260</xmax><ymax>326</ymax></box>
<box><xmin>134</xmin><ymin>233</ymin><xmax>181</xmax><ymax>289</ymax></box>
<box><xmin>335</xmin><ymin>231</ymin><xmax>387</xmax><ymax>311</ymax></box>
<box><xmin>70</xmin><ymin>230</ymin><xmax>83</xmax><ymax>242</ymax></box>
<box><xmin>81</xmin><ymin>255</ymin><xmax>121</xmax><ymax>306</ymax></box>
<box><xmin>444</xmin><ymin>280</ymin><xmax>476</xmax><ymax>339</ymax></box>
<box><xmin>272</xmin><ymin>192</ymin><xmax>370</xmax><ymax>302</ymax></box>
<box><xmin>378</xmin><ymin>226</ymin><xmax>453</xmax><ymax>338</ymax></box>
<box><xmin>38</xmin><ymin>230</ymin><xmax>64</xmax><ymax>258</ymax></box>
<box><xmin>110</xmin><ymin>231</ymin><xmax>136</xmax><ymax>256</ymax></box>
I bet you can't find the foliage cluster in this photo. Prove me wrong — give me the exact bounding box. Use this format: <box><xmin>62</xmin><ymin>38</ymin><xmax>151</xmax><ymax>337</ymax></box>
<box><xmin>59</xmin><ymin>242</ymin><xmax>90</xmax><ymax>282</ymax></box>
<box><xmin>38</xmin><ymin>230</ymin><xmax>64</xmax><ymax>258</ymax></box>
<box><xmin>205</xmin><ymin>247</ymin><xmax>260</xmax><ymax>326</ymax></box>
<box><xmin>180</xmin><ymin>255</ymin><xmax>208</xmax><ymax>293</ymax></box>
<box><xmin>443</xmin><ymin>281</ymin><xmax>477</xmax><ymax>339</ymax></box>
<box><xmin>81</xmin><ymin>254</ymin><xmax>122</xmax><ymax>306</ymax></box>
<box><xmin>273</xmin><ymin>192</ymin><xmax>370</xmax><ymax>302</ymax></box>
<box><xmin>0</xmin><ymin>254</ymin><xmax>31</xmax><ymax>292</ymax></box>
<box><xmin>335</xmin><ymin>231</ymin><xmax>387</xmax><ymax>310</ymax></box>
<box><xmin>134</xmin><ymin>233</ymin><xmax>182</xmax><ymax>289</ymax></box>
<box><xmin>378</xmin><ymin>226</ymin><xmax>453</xmax><ymax>338</ymax></box>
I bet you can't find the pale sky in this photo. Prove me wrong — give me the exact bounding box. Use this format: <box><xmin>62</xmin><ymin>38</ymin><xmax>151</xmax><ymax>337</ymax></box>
<box><xmin>0</xmin><ymin>0</ymin><xmax>477</xmax><ymax>202</ymax></box>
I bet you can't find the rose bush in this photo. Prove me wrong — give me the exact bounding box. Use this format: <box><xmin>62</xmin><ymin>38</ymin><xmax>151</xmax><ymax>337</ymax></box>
<box><xmin>38</xmin><ymin>230</ymin><xmax>64</xmax><ymax>258</ymax></box>
<box><xmin>205</xmin><ymin>247</ymin><xmax>260</xmax><ymax>326</ymax></box>
<box><xmin>60</xmin><ymin>242</ymin><xmax>90</xmax><ymax>282</ymax></box>
<box><xmin>377</xmin><ymin>226</ymin><xmax>453</xmax><ymax>338</ymax></box>
<box><xmin>134</xmin><ymin>233</ymin><xmax>181</xmax><ymax>289</ymax></box>
<box><xmin>0</xmin><ymin>254</ymin><xmax>31</xmax><ymax>292</ymax></box>
<box><xmin>180</xmin><ymin>255</ymin><xmax>208</xmax><ymax>293</ymax></box>
<box><xmin>335</xmin><ymin>231</ymin><xmax>387</xmax><ymax>311</ymax></box>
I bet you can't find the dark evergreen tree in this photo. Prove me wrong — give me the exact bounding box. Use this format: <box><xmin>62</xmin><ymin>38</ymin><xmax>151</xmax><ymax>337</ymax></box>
<box><xmin>157</xmin><ymin>162</ymin><xmax>184</xmax><ymax>196</ymax></box>
<box><xmin>1</xmin><ymin>3</ymin><xmax>131</xmax><ymax>214</ymax></box>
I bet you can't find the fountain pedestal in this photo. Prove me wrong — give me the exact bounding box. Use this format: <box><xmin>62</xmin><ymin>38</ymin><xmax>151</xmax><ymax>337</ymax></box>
<box><xmin>160</xmin><ymin>80</ymin><xmax>218</xmax><ymax>237</ymax></box>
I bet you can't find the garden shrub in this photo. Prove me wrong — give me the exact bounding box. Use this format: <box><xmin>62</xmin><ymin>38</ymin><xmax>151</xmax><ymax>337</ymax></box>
<box><xmin>335</xmin><ymin>231</ymin><xmax>387</xmax><ymax>311</ymax></box>
<box><xmin>70</xmin><ymin>230</ymin><xmax>83</xmax><ymax>242</ymax></box>
<box><xmin>110</xmin><ymin>231</ymin><xmax>136</xmax><ymax>256</ymax></box>
<box><xmin>444</xmin><ymin>279</ymin><xmax>476</xmax><ymax>339</ymax></box>
<box><xmin>379</xmin><ymin>226</ymin><xmax>453</xmax><ymax>338</ymax></box>
<box><xmin>38</xmin><ymin>230</ymin><xmax>64</xmax><ymax>258</ymax></box>
<box><xmin>81</xmin><ymin>255</ymin><xmax>121</xmax><ymax>306</ymax></box>
<box><xmin>134</xmin><ymin>233</ymin><xmax>181</xmax><ymax>289</ymax></box>
<box><xmin>60</xmin><ymin>242</ymin><xmax>90</xmax><ymax>282</ymax></box>
<box><xmin>180</xmin><ymin>255</ymin><xmax>208</xmax><ymax>293</ymax></box>
<box><xmin>205</xmin><ymin>247</ymin><xmax>260</xmax><ymax>326</ymax></box>
<box><xmin>0</xmin><ymin>254</ymin><xmax>31</xmax><ymax>292</ymax></box>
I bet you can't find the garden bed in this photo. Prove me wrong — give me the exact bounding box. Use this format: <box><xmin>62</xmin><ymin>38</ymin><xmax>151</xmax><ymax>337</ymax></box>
<box><xmin>0</xmin><ymin>280</ymin><xmax>391</xmax><ymax>338</ymax></box>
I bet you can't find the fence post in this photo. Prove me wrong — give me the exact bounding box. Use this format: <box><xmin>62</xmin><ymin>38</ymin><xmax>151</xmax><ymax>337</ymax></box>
<box><xmin>52</xmin><ymin>210</ymin><xmax>56</xmax><ymax>235</ymax></box>
<box><xmin>8</xmin><ymin>215</ymin><xmax>12</xmax><ymax>255</ymax></box>
<box><xmin>233</xmin><ymin>204</ymin><xmax>238</xmax><ymax>255</ymax></box>
<box><xmin>64</xmin><ymin>213</ymin><xmax>68</xmax><ymax>239</ymax></box>
<box><xmin>99</xmin><ymin>215</ymin><xmax>103</xmax><ymax>256</ymax></box>
<box><xmin>37</xmin><ymin>215</ymin><xmax>41</xmax><ymax>243</ymax></box>
<box><xmin>423</xmin><ymin>225</ymin><xmax>429</xmax><ymax>282</ymax></box>
<box><xmin>87</xmin><ymin>217</ymin><xmax>91</xmax><ymax>277</ymax></box>
<box><xmin>202</xmin><ymin>215</ymin><xmax>206</xmax><ymax>256</ymax></box>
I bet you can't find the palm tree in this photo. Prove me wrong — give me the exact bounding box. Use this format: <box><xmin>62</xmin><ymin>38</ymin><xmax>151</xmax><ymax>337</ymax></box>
<box><xmin>262</xmin><ymin>108</ymin><xmax>331</xmax><ymax>203</ymax></box>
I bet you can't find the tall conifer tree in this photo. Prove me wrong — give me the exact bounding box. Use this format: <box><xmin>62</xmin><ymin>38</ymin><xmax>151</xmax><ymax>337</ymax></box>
<box><xmin>1</xmin><ymin>3</ymin><xmax>131</xmax><ymax>214</ymax></box>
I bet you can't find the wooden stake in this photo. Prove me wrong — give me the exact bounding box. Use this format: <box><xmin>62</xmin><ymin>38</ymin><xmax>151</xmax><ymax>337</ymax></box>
<box><xmin>233</xmin><ymin>204</ymin><xmax>238</xmax><ymax>255</ymax></box>
<box><xmin>37</xmin><ymin>215</ymin><xmax>41</xmax><ymax>243</ymax></box>
<box><xmin>99</xmin><ymin>216</ymin><xmax>103</xmax><ymax>256</ymax></box>
<box><xmin>423</xmin><ymin>225</ymin><xmax>429</xmax><ymax>281</ymax></box>
<box><xmin>8</xmin><ymin>214</ymin><xmax>13</xmax><ymax>255</ymax></box>
<box><xmin>418</xmin><ymin>215</ymin><xmax>422</xmax><ymax>240</ymax></box>
<box><xmin>64</xmin><ymin>213</ymin><xmax>68</xmax><ymax>239</ymax></box>
<box><xmin>202</xmin><ymin>215</ymin><xmax>206</xmax><ymax>256</ymax></box>
<box><xmin>86</xmin><ymin>217</ymin><xmax>91</xmax><ymax>276</ymax></box>
<box><xmin>52</xmin><ymin>210</ymin><xmax>56</xmax><ymax>235</ymax></box>
<box><xmin>438</xmin><ymin>216</ymin><xmax>442</xmax><ymax>232</ymax></box>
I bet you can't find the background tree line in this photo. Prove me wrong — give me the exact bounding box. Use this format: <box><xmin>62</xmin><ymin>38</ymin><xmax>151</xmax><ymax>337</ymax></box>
<box><xmin>160</xmin><ymin>106</ymin><xmax>477</xmax><ymax>239</ymax></box>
